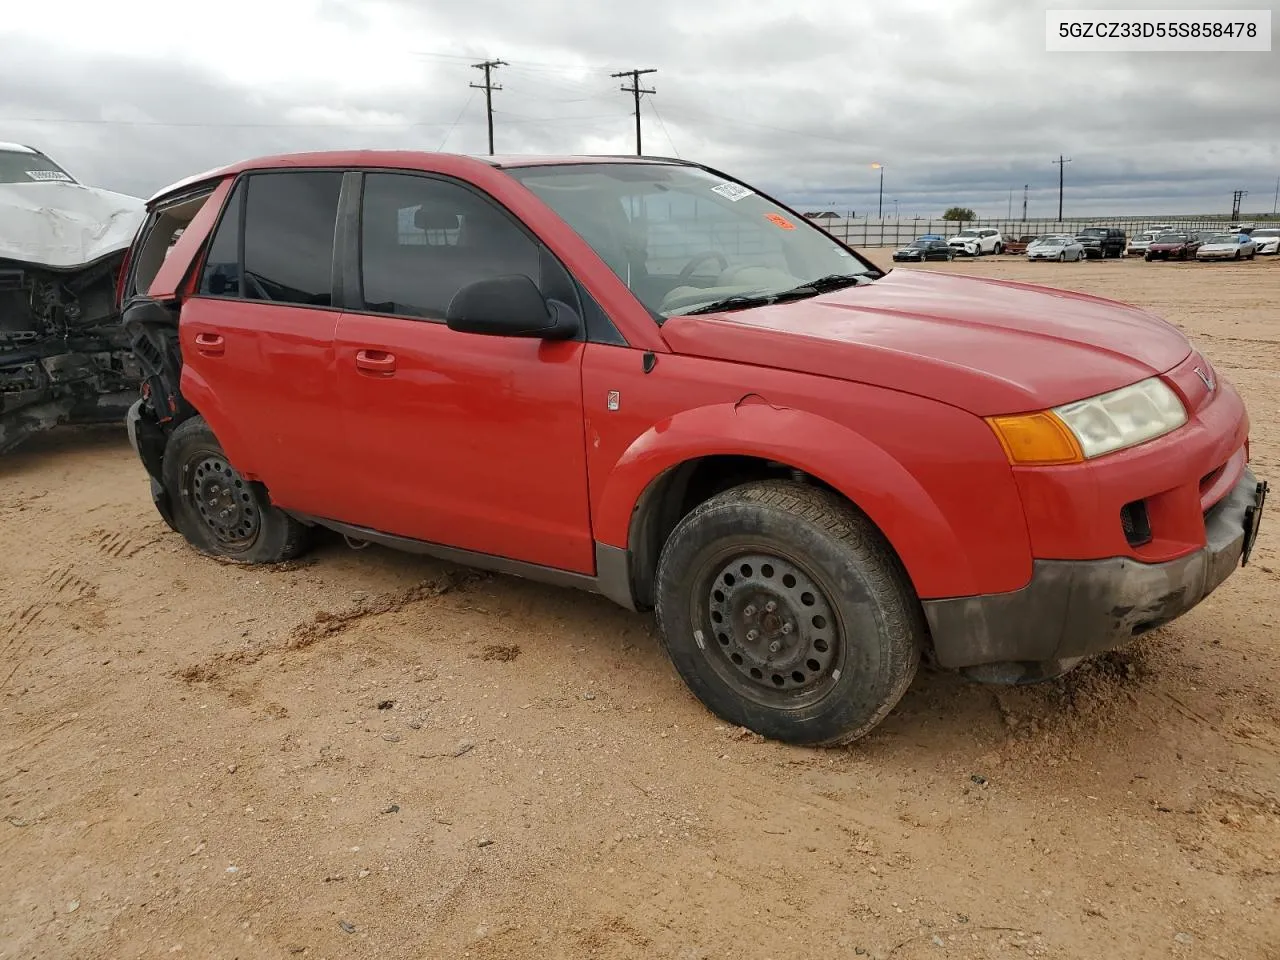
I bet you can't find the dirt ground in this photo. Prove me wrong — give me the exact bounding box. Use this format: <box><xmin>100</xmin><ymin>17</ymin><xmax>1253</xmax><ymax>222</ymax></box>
<box><xmin>2</xmin><ymin>254</ymin><xmax>1278</xmax><ymax>960</ymax></box>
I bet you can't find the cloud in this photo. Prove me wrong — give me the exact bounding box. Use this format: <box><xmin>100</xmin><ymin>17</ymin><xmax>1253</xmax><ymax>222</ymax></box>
<box><xmin>2</xmin><ymin>0</ymin><xmax>1277</xmax><ymax>216</ymax></box>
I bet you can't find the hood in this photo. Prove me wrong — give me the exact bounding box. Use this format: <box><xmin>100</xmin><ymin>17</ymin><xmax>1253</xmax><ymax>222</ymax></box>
<box><xmin>658</xmin><ymin>269</ymin><xmax>1191</xmax><ymax>416</ymax></box>
<box><xmin>0</xmin><ymin>180</ymin><xmax>146</xmax><ymax>269</ymax></box>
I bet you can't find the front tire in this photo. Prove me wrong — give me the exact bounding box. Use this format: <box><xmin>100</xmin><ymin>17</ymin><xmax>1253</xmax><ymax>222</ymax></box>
<box><xmin>162</xmin><ymin>416</ymin><xmax>310</xmax><ymax>564</ymax></box>
<box><xmin>653</xmin><ymin>480</ymin><xmax>923</xmax><ymax>746</ymax></box>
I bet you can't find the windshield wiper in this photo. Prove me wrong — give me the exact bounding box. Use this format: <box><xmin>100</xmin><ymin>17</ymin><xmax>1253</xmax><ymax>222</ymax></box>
<box><xmin>781</xmin><ymin>273</ymin><xmax>868</xmax><ymax>296</ymax></box>
<box><xmin>680</xmin><ymin>294</ymin><xmax>778</xmax><ymax>316</ymax></box>
<box><xmin>679</xmin><ymin>274</ymin><xmax>869</xmax><ymax>317</ymax></box>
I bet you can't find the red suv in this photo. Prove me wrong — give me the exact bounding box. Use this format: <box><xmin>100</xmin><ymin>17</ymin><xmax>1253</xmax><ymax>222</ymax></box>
<box><xmin>117</xmin><ymin>151</ymin><xmax>1267</xmax><ymax>745</ymax></box>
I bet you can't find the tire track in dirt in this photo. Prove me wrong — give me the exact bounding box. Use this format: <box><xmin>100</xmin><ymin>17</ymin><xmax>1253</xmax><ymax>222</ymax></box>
<box><xmin>0</xmin><ymin>565</ymin><xmax>98</xmax><ymax>691</ymax></box>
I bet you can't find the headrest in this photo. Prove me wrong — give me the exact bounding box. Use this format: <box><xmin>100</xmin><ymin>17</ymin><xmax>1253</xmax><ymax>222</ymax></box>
<box><xmin>414</xmin><ymin>206</ymin><xmax>460</xmax><ymax>231</ymax></box>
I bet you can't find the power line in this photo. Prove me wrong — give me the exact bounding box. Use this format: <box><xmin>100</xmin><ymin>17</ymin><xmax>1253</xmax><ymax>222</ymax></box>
<box><xmin>611</xmin><ymin>68</ymin><xmax>656</xmax><ymax>156</ymax></box>
<box><xmin>436</xmin><ymin>90</ymin><xmax>476</xmax><ymax>151</ymax></box>
<box><xmin>646</xmin><ymin>98</ymin><xmax>680</xmax><ymax>158</ymax></box>
<box><xmin>470</xmin><ymin>58</ymin><xmax>506</xmax><ymax>156</ymax></box>
<box><xmin>1052</xmin><ymin>155</ymin><xmax>1072</xmax><ymax>221</ymax></box>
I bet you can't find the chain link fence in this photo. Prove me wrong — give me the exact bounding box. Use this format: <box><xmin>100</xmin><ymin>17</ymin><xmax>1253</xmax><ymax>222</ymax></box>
<box><xmin>802</xmin><ymin>216</ymin><xmax>1250</xmax><ymax>248</ymax></box>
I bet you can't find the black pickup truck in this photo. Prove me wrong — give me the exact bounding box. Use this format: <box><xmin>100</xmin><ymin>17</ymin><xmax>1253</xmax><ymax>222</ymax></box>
<box><xmin>1075</xmin><ymin>226</ymin><xmax>1128</xmax><ymax>259</ymax></box>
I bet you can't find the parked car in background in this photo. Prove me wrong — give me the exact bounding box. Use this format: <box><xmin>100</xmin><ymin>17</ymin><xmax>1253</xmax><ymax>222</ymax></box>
<box><xmin>1075</xmin><ymin>227</ymin><xmax>1127</xmax><ymax>259</ymax></box>
<box><xmin>947</xmin><ymin>228</ymin><xmax>1003</xmax><ymax>257</ymax></box>
<box><xmin>1128</xmin><ymin>230</ymin><xmax>1162</xmax><ymax>257</ymax></box>
<box><xmin>1</xmin><ymin>142</ymin><xmax>146</xmax><ymax>453</ymax></box>
<box><xmin>1145</xmin><ymin>232</ymin><xmax>1203</xmax><ymax>261</ymax></box>
<box><xmin>1027</xmin><ymin>236</ymin><xmax>1085</xmax><ymax>261</ymax></box>
<box><xmin>892</xmin><ymin>238</ymin><xmax>955</xmax><ymax>262</ymax></box>
<box><xmin>1196</xmin><ymin>233</ymin><xmax>1257</xmax><ymax>261</ymax></box>
<box><xmin>115</xmin><ymin>149</ymin><xmax>1266</xmax><ymax>746</ymax></box>
<box><xmin>1002</xmin><ymin>235</ymin><xmax>1038</xmax><ymax>255</ymax></box>
<box><xmin>1250</xmin><ymin>227</ymin><xmax>1280</xmax><ymax>255</ymax></box>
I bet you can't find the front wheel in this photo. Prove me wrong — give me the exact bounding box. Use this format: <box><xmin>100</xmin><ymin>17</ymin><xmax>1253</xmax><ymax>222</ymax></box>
<box><xmin>654</xmin><ymin>481</ymin><xmax>923</xmax><ymax>746</ymax></box>
<box><xmin>162</xmin><ymin>416</ymin><xmax>310</xmax><ymax>564</ymax></box>
<box><xmin>994</xmin><ymin>243</ymin><xmax>1003</xmax><ymax>255</ymax></box>
<box><xmin>1058</xmin><ymin>252</ymin><xmax>1066</xmax><ymax>262</ymax></box>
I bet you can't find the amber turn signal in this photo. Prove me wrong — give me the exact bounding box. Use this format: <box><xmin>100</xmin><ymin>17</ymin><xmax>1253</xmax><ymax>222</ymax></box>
<box><xmin>986</xmin><ymin>411</ymin><xmax>1084</xmax><ymax>465</ymax></box>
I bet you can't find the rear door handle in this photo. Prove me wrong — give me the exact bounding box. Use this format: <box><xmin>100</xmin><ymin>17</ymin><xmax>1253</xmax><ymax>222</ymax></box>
<box><xmin>193</xmin><ymin>332</ymin><xmax>225</xmax><ymax>356</ymax></box>
<box><xmin>355</xmin><ymin>348</ymin><xmax>397</xmax><ymax>375</ymax></box>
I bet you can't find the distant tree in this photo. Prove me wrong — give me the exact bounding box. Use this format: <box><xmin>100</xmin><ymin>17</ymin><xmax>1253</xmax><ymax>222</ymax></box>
<box><xmin>942</xmin><ymin>207</ymin><xmax>977</xmax><ymax>222</ymax></box>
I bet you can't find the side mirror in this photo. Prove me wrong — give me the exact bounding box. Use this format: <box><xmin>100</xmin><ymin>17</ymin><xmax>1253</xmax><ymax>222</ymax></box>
<box><xmin>445</xmin><ymin>274</ymin><xmax>580</xmax><ymax>340</ymax></box>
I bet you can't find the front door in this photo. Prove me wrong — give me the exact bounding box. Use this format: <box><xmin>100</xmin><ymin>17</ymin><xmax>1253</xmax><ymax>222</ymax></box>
<box><xmin>333</xmin><ymin>171</ymin><xmax>594</xmax><ymax>573</ymax></box>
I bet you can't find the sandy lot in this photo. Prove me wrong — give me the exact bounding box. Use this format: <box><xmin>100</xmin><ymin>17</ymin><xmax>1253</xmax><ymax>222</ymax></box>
<box><xmin>2</xmin><ymin>254</ymin><xmax>1278</xmax><ymax>960</ymax></box>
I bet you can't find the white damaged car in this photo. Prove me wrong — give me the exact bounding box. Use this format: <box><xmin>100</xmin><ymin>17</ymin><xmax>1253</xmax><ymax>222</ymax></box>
<box><xmin>1</xmin><ymin>142</ymin><xmax>146</xmax><ymax>453</ymax></box>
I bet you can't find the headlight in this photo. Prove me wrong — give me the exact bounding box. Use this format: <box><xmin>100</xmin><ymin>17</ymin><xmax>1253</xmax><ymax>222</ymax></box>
<box><xmin>987</xmin><ymin>377</ymin><xmax>1187</xmax><ymax>465</ymax></box>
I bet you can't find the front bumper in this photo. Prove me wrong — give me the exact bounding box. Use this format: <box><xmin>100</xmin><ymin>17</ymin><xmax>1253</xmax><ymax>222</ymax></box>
<box><xmin>924</xmin><ymin>468</ymin><xmax>1266</xmax><ymax>673</ymax></box>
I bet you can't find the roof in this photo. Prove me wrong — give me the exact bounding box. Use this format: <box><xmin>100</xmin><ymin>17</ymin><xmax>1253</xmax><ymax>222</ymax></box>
<box><xmin>148</xmin><ymin>149</ymin><xmax>690</xmax><ymax>204</ymax></box>
<box><xmin>0</xmin><ymin>141</ymin><xmax>36</xmax><ymax>154</ymax></box>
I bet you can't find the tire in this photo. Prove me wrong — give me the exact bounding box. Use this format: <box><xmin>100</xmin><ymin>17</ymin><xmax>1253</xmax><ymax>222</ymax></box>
<box><xmin>994</xmin><ymin>243</ymin><xmax>1003</xmax><ymax>255</ymax></box>
<box><xmin>653</xmin><ymin>480</ymin><xmax>923</xmax><ymax>746</ymax></box>
<box><xmin>1057</xmin><ymin>252</ymin><xmax>1065</xmax><ymax>262</ymax></box>
<box><xmin>1234</xmin><ymin>250</ymin><xmax>1241</xmax><ymax>260</ymax></box>
<box><xmin>1145</xmin><ymin>253</ymin><xmax>1154</xmax><ymax>262</ymax></box>
<box><xmin>161</xmin><ymin>416</ymin><xmax>309</xmax><ymax>564</ymax></box>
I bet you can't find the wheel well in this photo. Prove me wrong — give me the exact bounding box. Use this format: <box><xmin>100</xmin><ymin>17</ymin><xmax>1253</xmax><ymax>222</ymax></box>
<box><xmin>626</xmin><ymin>455</ymin><xmax>841</xmax><ymax>610</ymax></box>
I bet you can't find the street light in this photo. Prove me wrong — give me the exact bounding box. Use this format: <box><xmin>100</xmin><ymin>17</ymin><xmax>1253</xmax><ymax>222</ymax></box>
<box><xmin>870</xmin><ymin>162</ymin><xmax>884</xmax><ymax>219</ymax></box>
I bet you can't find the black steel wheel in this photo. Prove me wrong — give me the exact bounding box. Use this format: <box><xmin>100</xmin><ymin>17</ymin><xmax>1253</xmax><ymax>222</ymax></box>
<box><xmin>161</xmin><ymin>416</ymin><xmax>309</xmax><ymax>564</ymax></box>
<box><xmin>699</xmin><ymin>550</ymin><xmax>842</xmax><ymax>710</ymax></box>
<box><xmin>654</xmin><ymin>480</ymin><xmax>924</xmax><ymax>746</ymax></box>
<box><xmin>184</xmin><ymin>453</ymin><xmax>261</xmax><ymax>549</ymax></box>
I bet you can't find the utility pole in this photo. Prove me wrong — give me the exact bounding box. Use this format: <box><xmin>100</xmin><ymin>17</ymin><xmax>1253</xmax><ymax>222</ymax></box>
<box><xmin>1007</xmin><ymin>187</ymin><xmax>1013</xmax><ymax>220</ymax></box>
<box><xmin>1273</xmin><ymin>176</ymin><xmax>1279</xmax><ymax>216</ymax></box>
<box><xmin>611</xmin><ymin>68</ymin><xmax>657</xmax><ymax>155</ymax></box>
<box><xmin>1052</xmin><ymin>155</ymin><xmax>1072</xmax><ymax>222</ymax></box>
<box><xmin>871</xmin><ymin>163</ymin><xmax>884</xmax><ymax>218</ymax></box>
<box><xmin>470</xmin><ymin>58</ymin><xmax>506</xmax><ymax>155</ymax></box>
<box><xmin>1022</xmin><ymin>184</ymin><xmax>1029</xmax><ymax>221</ymax></box>
<box><xmin>1231</xmin><ymin>189</ymin><xmax>1247</xmax><ymax>220</ymax></box>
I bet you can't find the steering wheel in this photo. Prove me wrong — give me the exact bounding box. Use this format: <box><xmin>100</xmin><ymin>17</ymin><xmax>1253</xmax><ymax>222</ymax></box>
<box><xmin>674</xmin><ymin>251</ymin><xmax>730</xmax><ymax>285</ymax></box>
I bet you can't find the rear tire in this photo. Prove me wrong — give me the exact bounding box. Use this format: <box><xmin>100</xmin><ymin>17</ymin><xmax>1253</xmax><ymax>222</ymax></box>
<box><xmin>653</xmin><ymin>480</ymin><xmax>923</xmax><ymax>746</ymax></box>
<box><xmin>162</xmin><ymin>416</ymin><xmax>309</xmax><ymax>564</ymax></box>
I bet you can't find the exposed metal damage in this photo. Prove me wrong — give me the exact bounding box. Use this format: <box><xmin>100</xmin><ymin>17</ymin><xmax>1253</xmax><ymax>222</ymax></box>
<box><xmin>0</xmin><ymin>142</ymin><xmax>146</xmax><ymax>453</ymax></box>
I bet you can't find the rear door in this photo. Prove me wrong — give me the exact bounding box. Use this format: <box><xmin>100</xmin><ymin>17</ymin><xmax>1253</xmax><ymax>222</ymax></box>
<box><xmin>332</xmin><ymin>170</ymin><xmax>595</xmax><ymax>572</ymax></box>
<box><xmin>178</xmin><ymin>170</ymin><xmax>352</xmax><ymax>518</ymax></box>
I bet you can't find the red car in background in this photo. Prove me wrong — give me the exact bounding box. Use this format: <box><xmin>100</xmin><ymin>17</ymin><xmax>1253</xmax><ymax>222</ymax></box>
<box><xmin>114</xmin><ymin>150</ymin><xmax>1266</xmax><ymax>746</ymax></box>
<box><xmin>1144</xmin><ymin>231</ymin><xmax>1202</xmax><ymax>261</ymax></box>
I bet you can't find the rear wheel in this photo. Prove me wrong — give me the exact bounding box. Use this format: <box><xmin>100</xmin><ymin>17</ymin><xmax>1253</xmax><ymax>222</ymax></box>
<box><xmin>162</xmin><ymin>416</ymin><xmax>309</xmax><ymax>564</ymax></box>
<box><xmin>654</xmin><ymin>480</ymin><xmax>923</xmax><ymax>746</ymax></box>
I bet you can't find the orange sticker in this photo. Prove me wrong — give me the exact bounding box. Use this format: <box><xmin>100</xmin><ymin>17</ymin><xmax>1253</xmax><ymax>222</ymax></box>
<box><xmin>765</xmin><ymin>213</ymin><xmax>795</xmax><ymax>230</ymax></box>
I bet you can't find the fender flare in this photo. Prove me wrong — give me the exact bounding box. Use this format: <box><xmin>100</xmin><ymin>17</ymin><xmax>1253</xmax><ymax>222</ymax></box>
<box><xmin>593</xmin><ymin>399</ymin><xmax>980</xmax><ymax>599</ymax></box>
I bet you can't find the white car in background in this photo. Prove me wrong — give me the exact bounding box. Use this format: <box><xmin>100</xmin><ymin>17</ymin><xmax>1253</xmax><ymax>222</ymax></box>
<box><xmin>1195</xmin><ymin>232</ymin><xmax>1257</xmax><ymax>261</ymax></box>
<box><xmin>947</xmin><ymin>228</ymin><xmax>1004</xmax><ymax>257</ymax></box>
<box><xmin>1128</xmin><ymin>230</ymin><xmax>1162</xmax><ymax>257</ymax></box>
<box><xmin>1027</xmin><ymin>236</ymin><xmax>1085</xmax><ymax>261</ymax></box>
<box><xmin>1250</xmin><ymin>227</ymin><xmax>1280</xmax><ymax>255</ymax></box>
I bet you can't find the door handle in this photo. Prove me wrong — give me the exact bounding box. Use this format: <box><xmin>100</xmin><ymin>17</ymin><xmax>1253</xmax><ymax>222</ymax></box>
<box><xmin>193</xmin><ymin>332</ymin><xmax>225</xmax><ymax>356</ymax></box>
<box><xmin>355</xmin><ymin>348</ymin><xmax>397</xmax><ymax>375</ymax></box>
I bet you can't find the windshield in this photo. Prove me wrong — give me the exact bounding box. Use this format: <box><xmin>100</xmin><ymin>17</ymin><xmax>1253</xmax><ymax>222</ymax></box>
<box><xmin>954</xmin><ymin>230</ymin><xmax>977</xmax><ymax>238</ymax></box>
<box><xmin>506</xmin><ymin>162</ymin><xmax>877</xmax><ymax>318</ymax></box>
<box><xmin>1155</xmin><ymin>233</ymin><xmax>1187</xmax><ymax>243</ymax></box>
<box><xmin>1041</xmin><ymin>238</ymin><xmax>1066</xmax><ymax>246</ymax></box>
<box><xmin>1206</xmin><ymin>234</ymin><xmax>1235</xmax><ymax>244</ymax></box>
<box><xmin>906</xmin><ymin>240</ymin><xmax>930</xmax><ymax>248</ymax></box>
<box><xmin>1253</xmin><ymin>229</ymin><xmax>1280</xmax><ymax>238</ymax></box>
<box><xmin>1079</xmin><ymin>228</ymin><xmax>1108</xmax><ymax>237</ymax></box>
<box><xmin>0</xmin><ymin>149</ymin><xmax>75</xmax><ymax>184</ymax></box>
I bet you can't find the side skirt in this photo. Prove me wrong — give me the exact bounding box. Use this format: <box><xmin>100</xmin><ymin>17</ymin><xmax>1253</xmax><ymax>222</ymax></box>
<box><xmin>287</xmin><ymin>514</ymin><xmax>639</xmax><ymax>612</ymax></box>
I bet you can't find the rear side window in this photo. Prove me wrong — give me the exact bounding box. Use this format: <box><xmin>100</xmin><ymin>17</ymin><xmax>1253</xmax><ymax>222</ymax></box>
<box><xmin>199</xmin><ymin>180</ymin><xmax>244</xmax><ymax>297</ymax></box>
<box><xmin>359</xmin><ymin>172</ymin><xmax>540</xmax><ymax>320</ymax></box>
<box><xmin>129</xmin><ymin>189</ymin><xmax>217</xmax><ymax>299</ymax></box>
<box><xmin>242</xmin><ymin>171</ymin><xmax>343</xmax><ymax>307</ymax></box>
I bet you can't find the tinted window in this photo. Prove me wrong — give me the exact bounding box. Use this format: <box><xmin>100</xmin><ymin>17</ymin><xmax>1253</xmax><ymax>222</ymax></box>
<box><xmin>198</xmin><ymin>181</ymin><xmax>244</xmax><ymax>297</ymax></box>
<box><xmin>242</xmin><ymin>171</ymin><xmax>342</xmax><ymax>307</ymax></box>
<box><xmin>360</xmin><ymin>173</ymin><xmax>540</xmax><ymax>320</ymax></box>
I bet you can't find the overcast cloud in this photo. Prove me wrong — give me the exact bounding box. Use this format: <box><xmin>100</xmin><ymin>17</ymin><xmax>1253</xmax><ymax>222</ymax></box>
<box><xmin>2</xmin><ymin>0</ymin><xmax>1277</xmax><ymax>217</ymax></box>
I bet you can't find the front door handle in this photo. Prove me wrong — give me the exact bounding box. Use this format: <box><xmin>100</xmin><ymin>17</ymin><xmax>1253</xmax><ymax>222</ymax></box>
<box><xmin>355</xmin><ymin>348</ymin><xmax>397</xmax><ymax>375</ymax></box>
<box><xmin>193</xmin><ymin>332</ymin><xmax>225</xmax><ymax>356</ymax></box>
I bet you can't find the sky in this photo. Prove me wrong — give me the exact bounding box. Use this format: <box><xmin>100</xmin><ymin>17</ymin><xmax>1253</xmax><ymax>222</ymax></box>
<box><xmin>1</xmin><ymin>0</ymin><xmax>1278</xmax><ymax>219</ymax></box>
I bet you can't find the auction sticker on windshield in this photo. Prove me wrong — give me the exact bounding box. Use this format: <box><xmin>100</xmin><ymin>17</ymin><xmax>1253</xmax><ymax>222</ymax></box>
<box><xmin>711</xmin><ymin>182</ymin><xmax>752</xmax><ymax>202</ymax></box>
<box><xmin>765</xmin><ymin>213</ymin><xmax>796</xmax><ymax>230</ymax></box>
